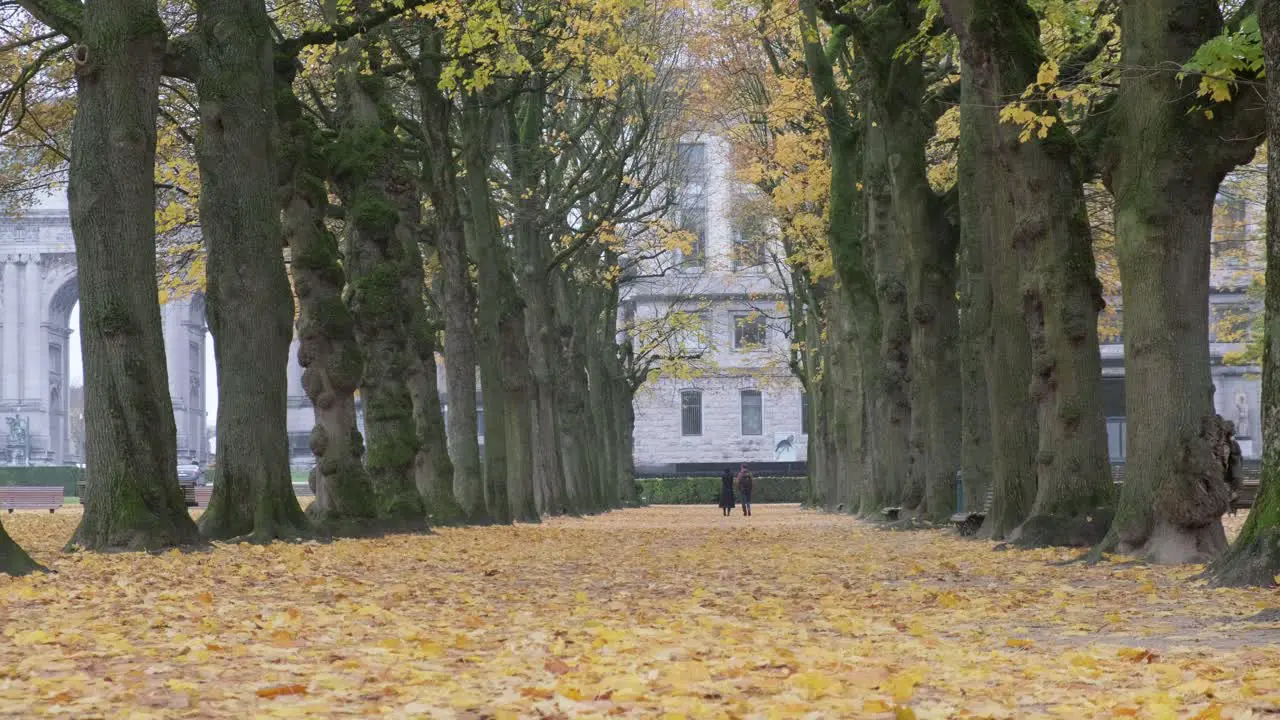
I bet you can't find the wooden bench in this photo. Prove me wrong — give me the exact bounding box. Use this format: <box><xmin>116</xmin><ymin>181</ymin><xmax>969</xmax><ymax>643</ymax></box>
<box><xmin>951</xmin><ymin>486</ymin><xmax>993</xmax><ymax>536</ymax></box>
<box><xmin>1</xmin><ymin>486</ymin><xmax>64</xmax><ymax>513</ymax></box>
<box><xmin>293</xmin><ymin>483</ymin><xmax>314</xmax><ymax>498</ymax></box>
<box><xmin>192</xmin><ymin>486</ymin><xmax>213</xmax><ymax>508</ymax></box>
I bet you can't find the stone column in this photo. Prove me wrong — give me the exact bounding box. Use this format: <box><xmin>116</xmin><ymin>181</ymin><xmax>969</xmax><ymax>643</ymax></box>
<box><xmin>22</xmin><ymin>256</ymin><xmax>47</xmax><ymax>460</ymax></box>
<box><xmin>1</xmin><ymin>258</ymin><xmax>18</xmax><ymax>402</ymax></box>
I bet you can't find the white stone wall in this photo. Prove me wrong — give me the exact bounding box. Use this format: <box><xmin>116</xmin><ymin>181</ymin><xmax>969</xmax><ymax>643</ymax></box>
<box><xmin>633</xmin><ymin>374</ymin><xmax>806</xmax><ymax>469</ymax></box>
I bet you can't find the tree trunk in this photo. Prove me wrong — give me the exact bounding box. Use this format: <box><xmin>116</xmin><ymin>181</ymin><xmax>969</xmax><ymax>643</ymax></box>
<box><xmin>403</xmin><ymin>238</ymin><xmax>466</xmax><ymax>526</ymax></box>
<box><xmin>276</xmin><ymin>68</ymin><xmax>377</xmax><ymax>534</ymax></box>
<box><xmin>499</xmin><ymin>307</ymin><xmax>540</xmax><ymax>521</ymax></box>
<box><xmin>944</xmin><ymin>0</ymin><xmax>1114</xmax><ymax>546</ymax></box>
<box><xmin>0</xmin><ymin>523</ymin><xmax>43</xmax><ymax>576</ymax></box>
<box><xmin>1102</xmin><ymin>0</ymin><xmax>1263</xmax><ymax>563</ymax></box>
<box><xmin>331</xmin><ymin>63</ymin><xmax>427</xmax><ymax>528</ymax></box>
<box><xmin>1209</xmin><ymin>0</ymin><xmax>1280</xmax><ymax>586</ymax></box>
<box><xmin>460</xmin><ymin>102</ymin><xmax>513</xmax><ymax>523</ymax></box>
<box><xmin>958</xmin><ymin>210</ymin><xmax>992</xmax><ymax>514</ymax></box>
<box><xmin>944</xmin><ymin>0</ymin><xmax>1054</xmax><ymax>540</ymax></box>
<box><xmin>417</xmin><ymin>66</ymin><xmax>487</xmax><ymax>523</ymax></box>
<box><xmin>856</xmin><ymin>3</ymin><xmax>962</xmax><ymax>522</ymax></box>
<box><xmin>799</xmin><ymin>3</ymin><xmax>883</xmax><ymax>516</ymax></box>
<box><xmin>864</xmin><ymin>110</ymin><xmax>916</xmax><ymax>514</ymax></box>
<box><xmin>194</xmin><ymin>0</ymin><xmax>309</xmax><ymax>542</ymax></box>
<box><xmin>507</xmin><ymin>90</ymin><xmax>567</xmax><ymax>515</ymax></box>
<box><xmin>66</xmin><ymin>0</ymin><xmax>200</xmax><ymax>551</ymax></box>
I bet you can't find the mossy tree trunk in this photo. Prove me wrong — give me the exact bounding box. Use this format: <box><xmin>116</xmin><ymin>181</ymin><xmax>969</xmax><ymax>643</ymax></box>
<box><xmin>941</xmin><ymin>0</ymin><xmax>1038</xmax><ymax>540</ymax></box>
<box><xmin>499</xmin><ymin>303</ymin><xmax>540</xmax><ymax>521</ymax></box>
<box><xmin>416</xmin><ymin>58</ymin><xmax>488</xmax><ymax>524</ymax></box>
<box><xmin>194</xmin><ymin>0</ymin><xmax>309</xmax><ymax>542</ymax></box>
<box><xmin>330</xmin><ymin>45</ymin><xmax>427</xmax><ymax>529</ymax></box>
<box><xmin>276</xmin><ymin>65</ymin><xmax>377</xmax><ymax>534</ymax></box>
<box><xmin>400</xmin><ymin>227</ymin><xmax>466</xmax><ymax>527</ymax></box>
<box><xmin>65</xmin><ymin>0</ymin><xmax>200</xmax><ymax>552</ymax></box>
<box><xmin>799</xmin><ymin>0</ymin><xmax>883</xmax><ymax>516</ymax></box>
<box><xmin>942</xmin><ymin>0</ymin><xmax>1114</xmax><ymax>546</ymax></box>
<box><xmin>1100</xmin><ymin>0</ymin><xmax>1263</xmax><ymax>563</ymax></box>
<box><xmin>1</xmin><ymin>523</ymin><xmax>43</xmax><ymax>576</ymax></box>
<box><xmin>1208</xmin><ymin>0</ymin><xmax>1280</xmax><ymax>586</ymax></box>
<box><xmin>957</xmin><ymin>205</ymin><xmax>992</xmax><ymax>514</ymax></box>
<box><xmin>863</xmin><ymin>110</ymin><xmax>916</xmax><ymax>514</ymax></box>
<box><xmin>841</xmin><ymin>0</ymin><xmax>961</xmax><ymax>522</ymax></box>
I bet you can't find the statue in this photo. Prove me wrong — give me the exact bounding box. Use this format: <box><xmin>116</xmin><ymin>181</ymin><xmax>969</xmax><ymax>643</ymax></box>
<box><xmin>1234</xmin><ymin>392</ymin><xmax>1251</xmax><ymax>438</ymax></box>
<box><xmin>5</xmin><ymin>415</ymin><xmax>29</xmax><ymax>467</ymax></box>
<box><xmin>5</xmin><ymin>415</ymin><xmax>28</xmax><ymax>447</ymax></box>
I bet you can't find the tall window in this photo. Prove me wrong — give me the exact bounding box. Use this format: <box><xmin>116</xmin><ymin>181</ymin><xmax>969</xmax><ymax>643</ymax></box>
<box><xmin>677</xmin><ymin>199</ymin><xmax>707</xmax><ymax>268</ymax></box>
<box><xmin>801</xmin><ymin>392</ymin><xmax>810</xmax><ymax>435</ymax></box>
<box><xmin>676</xmin><ymin>142</ymin><xmax>707</xmax><ymax>184</ymax></box>
<box><xmin>741</xmin><ymin>390</ymin><xmax>763</xmax><ymax>436</ymax></box>
<box><xmin>733</xmin><ymin>313</ymin><xmax>767</xmax><ymax>349</ymax></box>
<box><xmin>681</xmin><ymin>390</ymin><xmax>703</xmax><ymax>436</ymax></box>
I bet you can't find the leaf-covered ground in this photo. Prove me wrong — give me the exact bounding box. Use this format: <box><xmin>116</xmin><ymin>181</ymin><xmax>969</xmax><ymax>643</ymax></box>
<box><xmin>2</xmin><ymin>505</ymin><xmax>1278</xmax><ymax>719</ymax></box>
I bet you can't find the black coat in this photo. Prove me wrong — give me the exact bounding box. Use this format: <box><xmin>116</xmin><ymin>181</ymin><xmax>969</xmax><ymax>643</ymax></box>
<box><xmin>719</xmin><ymin>472</ymin><xmax>735</xmax><ymax>509</ymax></box>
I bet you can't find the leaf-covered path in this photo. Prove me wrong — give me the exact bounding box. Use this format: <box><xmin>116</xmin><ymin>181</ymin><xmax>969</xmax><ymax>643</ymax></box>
<box><xmin>2</xmin><ymin>505</ymin><xmax>1278</xmax><ymax>718</ymax></box>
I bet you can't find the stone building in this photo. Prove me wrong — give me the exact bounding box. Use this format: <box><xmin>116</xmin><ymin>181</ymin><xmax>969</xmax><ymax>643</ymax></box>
<box><xmin>623</xmin><ymin>135</ymin><xmax>806</xmax><ymax>475</ymax></box>
<box><xmin>0</xmin><ymin>208</ymin><xmax>208</xmax><ymax>466</ymax></box>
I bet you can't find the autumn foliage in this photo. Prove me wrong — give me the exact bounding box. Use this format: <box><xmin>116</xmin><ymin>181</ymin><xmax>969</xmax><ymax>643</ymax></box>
<box><xmin>3</xmin><ymin>505</ymin><xmax>1278</xmax><ymax>717</ymax></box>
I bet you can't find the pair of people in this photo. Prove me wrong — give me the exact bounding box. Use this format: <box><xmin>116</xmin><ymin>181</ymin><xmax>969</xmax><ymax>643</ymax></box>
<box><xmin>719</xmin><ymin>464</ymin><xmax>754</xmax><ymax>516</ymax></box>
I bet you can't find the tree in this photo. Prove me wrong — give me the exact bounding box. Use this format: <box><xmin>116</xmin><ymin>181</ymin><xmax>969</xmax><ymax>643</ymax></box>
<box><xmin>18</xmin><ymin>0</ymin><xmax>201</xmax><ymax>551</ymax></box>
<box><xmin>277</xmin><ymin>58</ymin><xmax>379</xmax><ymax>534</ymax></box>
<box><xmin>0</xmin><ymin>522</ymin><xmax>43</xmax><ymax>576</ymax></box>
<box><xmin>1210</xmin><ymin>0</ymin><xmax>1280</xmax><ymax>588</ymax></box>
<box><xmin>193</xmin><ymin>0</ymin><xmax>310</xmax><ymax>542</ymax></box>
<box><xmin>941</xmin><ymin>0</ymin><xmax>1114</xmax><ymax>545</ymax></box>
<box><xmin>817</xmin><ymin>0</ymin><xmax>962</xmax><ymax>523</ymax></box>
<box><xmin>1098</xmin><ymin>0</ymin><xmax>1264</xmax><ymax>563</ymax></box>
<box><xmin>328</xmin><ymin>25</ymin><xmax>428</xmax><ymax>528</ymax></box>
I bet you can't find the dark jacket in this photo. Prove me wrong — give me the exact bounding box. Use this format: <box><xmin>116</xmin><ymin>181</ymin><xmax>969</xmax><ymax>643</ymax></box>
<box><xmin>737</xmin><ymin>470</ymin><xmax>754</xmax><ymax>499</ymax></box>
<box><xmin>719</xmin><ymin>471</ymin><xmax>735</xmax><ymax>509</ymax></box>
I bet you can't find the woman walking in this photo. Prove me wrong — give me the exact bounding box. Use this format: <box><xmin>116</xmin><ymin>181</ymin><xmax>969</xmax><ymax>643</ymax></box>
<box><xmin>719</xmin><ymin>468</ymin><xmax>736</xmax><ymax>516</ymax></box>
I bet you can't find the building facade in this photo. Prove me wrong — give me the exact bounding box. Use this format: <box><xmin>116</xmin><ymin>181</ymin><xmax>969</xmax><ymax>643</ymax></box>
<box><xmin>0</xmin><ymin>208</ymin><xmax>208</xmax><ymax>466</ymax></box>
<box><xmin>623</xmin><ymin>135</ymin><xmax>807</xmax><ymax>475</ymax></box>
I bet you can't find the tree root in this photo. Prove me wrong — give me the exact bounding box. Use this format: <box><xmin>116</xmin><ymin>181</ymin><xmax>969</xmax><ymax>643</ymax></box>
<box><xmin>1011</xmin><ymin>508</ymin><xmax>1114</xmax><ymax>549</ymax></box>
<box><xmin>1205</xmin><ymin>526</ymin><xmax>1280</xmax><ymax>588</ymax></box>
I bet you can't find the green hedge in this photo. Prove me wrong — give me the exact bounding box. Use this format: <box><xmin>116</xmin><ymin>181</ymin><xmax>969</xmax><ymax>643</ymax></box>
<box><xmin>637</xmin><ymin>476</ymin><xmax>807</xmax><ymax>505</ymax></box>
<box><xmin>0</xmin><ymin>466</ymin><xmax>84</xmax><ymax>495</ymax></box>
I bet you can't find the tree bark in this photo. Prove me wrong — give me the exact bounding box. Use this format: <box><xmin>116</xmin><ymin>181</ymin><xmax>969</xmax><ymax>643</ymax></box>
<box><xmin>853</xmin><ymin>1</ymin><xmax>962</xmax><ymax>522</ymax></box>
<box><xmin>460</xmin><ymin>101</ymin><xmax>513</xmax><ymax>523</ymax></box>
<box><xmin>1208</xmin><ymin>0</ymin><xmax>1280</xmax><ymax>587</ymax></box>
<box><xmin>957</xmin><ymin>207</ymin><xmax>992</xmax><ymax>514</ymax></box>
<box><xmin>66</xmin><ymin>0</ymin><xmax>200</xmax><ymax>551</ymax></box>
<box><xmin>277</xmin><ymin>68</ymin><xmax>378</xmax><ymax>534</ymax></box>
<box><xmin>402</xmin><ymin>232</ymin><xmax>466</xmax><ymax>527</ymax></box>
<box><xmin>864</xmin><ymin>110</ymin><xmax>916</xmax><ymax>514</ymax></box>
<box><xmin>499</xmin><ymin>306</ymin><xmax>540</xmax><ymax>521</ymax></box>
<box><xmin>799</xmin><ymin>0</ymin><xmax>882</xmax><ymax>516</ymax></box>
<box><xmin>417</xmin><ymin>63</ymin><xmax>487</xmax><ymax>523</ymax></box>
<box><xmin>330</xmin><ymin>58</ymin><xmax>427</xmax><ymax>528</ymax></box>
<box><xmin>507</xmin><ymin>89</ymin><xmax>567</xmax><ymax>515</ymax></box>
<box><xmin>194</xmin><ymin>0</ymin><xmax>309</xmax><ymax>542</ymax></box>
<box><xmin>943</xmin><ymin>0</ymin><xmax>1115</xmax><ymax>546</ymax></box>
<box><xmin>0</xmin><ymin>523</ymin><xmax>43</xmax><ymax>576</ymax></box>
<box><xmin>1100</xmin><ymin>0</ymin><xmax>1263</xmax><ymax>563</ymax></box>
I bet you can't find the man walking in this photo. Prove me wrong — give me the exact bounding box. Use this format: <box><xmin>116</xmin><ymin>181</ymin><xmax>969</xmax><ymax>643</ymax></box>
<box><xmin>736</xmin><ymin>464</ymin><xmax>754</xmax><ymax>517</ymax></box>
